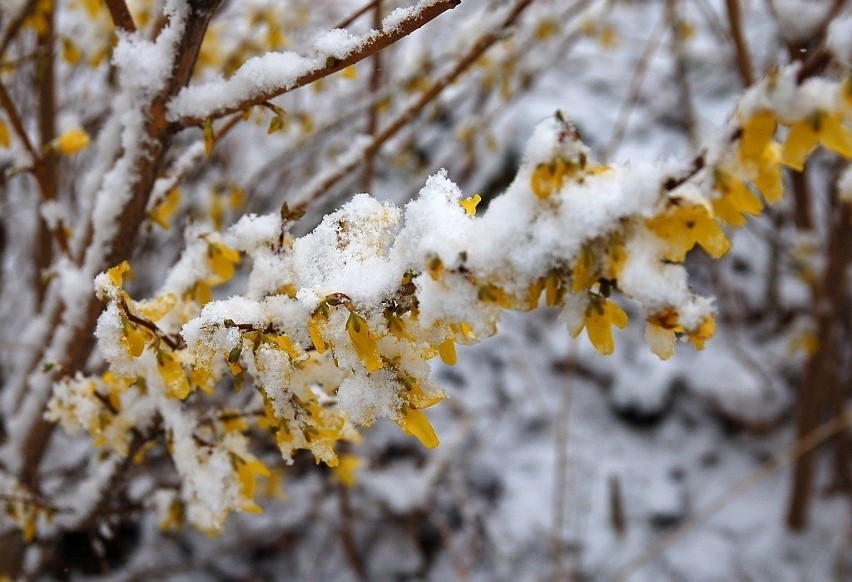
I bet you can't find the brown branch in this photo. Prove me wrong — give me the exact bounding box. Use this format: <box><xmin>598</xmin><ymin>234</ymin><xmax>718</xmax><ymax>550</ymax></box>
<box><xmin>34</xmin><ymin>2</ymin><xmax>58</xmax><ymax>305</ymax></box>
<box><xmin>5</xmin><ymin>6</ymin><xmax>224</xmax><ymax>571</ymax></box>
<box><xmin>300</xmin><ymin>0</ymin><xmax>536</xmax><ymax>206</ymax></box>
<box><xmin>103</xmin><ymin>0</ymin><xmax>137</xmax><ymax>33</ymax></box>
<box><xmin>362</xmin><ymin>0</ymin><xmax>383</xmax><ymax>191</ymax></box>
<box><xmin>724</xmin><ymin>0</ymin><xmax>753</xmax><ymax>86</ymax></box>
<box><xmin>174</xmin><ymin>0</ymin><xmax>462</xmax><ymax>128</ymax></box>
<box><xmin>0</xmin><ymin>0</ymin><xmax>37</xmax><ymax>58</ymax></box>
<box><xmin>787</xmin><ymin>201</ymin><xmax>852</xmax><ymax>529</ymax></box>
<box><xmin>119</xmin><ymin>298</ymin><xmax>184</xmax><ymax>351</ymax></box>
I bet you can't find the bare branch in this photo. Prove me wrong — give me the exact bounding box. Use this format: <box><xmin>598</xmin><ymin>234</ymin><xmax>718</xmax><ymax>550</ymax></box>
<box><xmin>298</xmin><ymin>0</ymin><xmax>536</xmax><ymax>206</ymax></box>
<box><xmin>103</xmin><ymin>0</ymin><xmax>138</xmax><ymax>33</ymax></box>
<box><xmin>172</xmin><ymin>0</ymin><xmax>462</xmax><ymax>128</ymax></box>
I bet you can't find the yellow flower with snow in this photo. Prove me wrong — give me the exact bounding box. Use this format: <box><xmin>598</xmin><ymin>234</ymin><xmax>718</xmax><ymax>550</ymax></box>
<box><xmin>571</xmin><ymin>297</ymin><xmax>628</xmax><ymax>356</ymax></box>
<box><xmin>781</xmin><ymin>111</ymin><xmax>852</xmax><ymax>171</ymax></box>
<box><xmin>107</xmin><ymin>260</ymin><xmax>131</xmax><ymax>288</ymax></box>
<box><xmin>645</xmin><ymin>203</ymin><xmax>730</xmax><ymax>262</ymax></box>
<box><xmin>346</xmin><ymin>312</ymin><xmax>383</xmax><ymax>372</ymax></box>
<box><xmin>157</xmin><ymin>350</ymin><xmax>190</xmax><ymax>399</ymax></box>
<box><xmin>686</xmin><ymin>315</ymin><xmax>715</xmax><ymax>350</ymax></box>
<box><xmin>459</xmin><ymin>194</ymin><xmax>481</xmax><ymax>216</ymax></box>
<box><xmin>571</xmin><ymin>246</ymin><xmax>598</xmax><ymax>292</ymax></box>
<box><xmin>122</xmin><ymin>317</ymin><xmax>151</xmax><ymax>358</ymax></box>
<box><xmin>644</xmin><ymin>308</ymin><xmax>682</xmax><ymax>360</ymax></box>
<box><xmin>531</xmin><ymin>159</ymin><xmax>570</xmax><ymax>199</ymax></box>
<box><xmin>54</xmin><ymin>128</ymin><xmax>90</xmax><ymax>155</ymax></box>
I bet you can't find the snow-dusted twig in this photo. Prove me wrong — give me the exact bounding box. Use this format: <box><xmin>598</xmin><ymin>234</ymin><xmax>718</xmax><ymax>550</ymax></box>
<box><xmin>170</xmin><ymin>0</ymin><xmax>463</xmax><ymax>128</ymax></box>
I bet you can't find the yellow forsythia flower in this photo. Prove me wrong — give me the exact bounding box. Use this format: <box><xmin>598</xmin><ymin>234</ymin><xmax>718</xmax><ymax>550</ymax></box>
<box><xmin>712</xmin><ymin>170</ymin><xmax>763</xmax><ymax>226</ymax></box>
<box><xmin>207</xmin><ymin>242</ymin><xmax>240</xmax><ymax>283</ymax></box>
<box><xmin>738</xmin><ymin>110</ymin><xmax>776</xmax><ymax>162</ymax></box>
<box><xmin>157</xmin><ymin>351</ymin><xmax>190</xmax><ymax>399</ymax></box>
<box><xmin>645</xmin><ymin>204</ymin><xmax>730</xmax><ymax>262</ymax></box>
<box><xmin>346</xmin><ymin>312</ymin><xmax>383</xmax><ymax>372</ymax></box>
<box><xmin>571</xmin><ymin>298</ymin><xmax>628</xmax><ymax>356</ymax></box>
<box><xmin>54</xmin><ymin>129</ymin><xmax>90</xmax><ymax>155</ymax></box>
<box><xmin>781</xmin><ymin>112</ymin><xmax>852</xmax><ymax>171</ymax></box>
<box><xmin>459</xmin><ymin>194</ymin><xmax>481</xmax><ymax>216</ymax></box>
<box><xmin>148</xmin><ymin>188</ymin><xmax>181</xmax><ymax>229</ymax></box>
<box><xmin>235</xmin><ymin>457</ymin><xmax>271</xmax><ymax>513</ymax></box>
<box><xmin>107</xmin><ymin>260</ymin><xmax>131</xmax><ymax>288</ymax></box>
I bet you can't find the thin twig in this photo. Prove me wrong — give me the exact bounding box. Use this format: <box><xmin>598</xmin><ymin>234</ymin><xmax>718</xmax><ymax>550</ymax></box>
<box><xmin>550</xmin><ymin>344</ymin><xmax>576</xmax><ymax>581</ymax></box>
<box><xmin>335</xmin><ymin>0</ymin><xmax>382</xmax><ymax>30</ymax></box>
<box><xmin>174</xmin><ymin>0</ymin><xmax>462</xmax><ymax>128</ymax></box>
<box><xmin>299</xmin><ymin>0</ymin><xmax>537</xmax><ymax>206</ymax></box>
<box><xmin>604</xmin><ymin>10</ymin><xmax>667</xmax><ymax>159</ymax></box>
<box><xmin>666</xmin><ymin>0</ymin><xmax>699</xmax><ymax>148</ymax></box>
<box><xmin>362</xmin><ymin>0</ymin><xmax>383</xmax><ymax>191</ymax></box>
<box><xmin>613</xmin><ymin>407</ymin><xmax>852</xmax><ymax>580</ymax></box>
<box><xmin>724</xmin><ymin>0</ymin><xmax>753</xmax><ymax>86</ymax></box>
<box><xmin>0</xmin><ymin>0</ymin><xmax>37</xmax><ymax>57</ymax></box>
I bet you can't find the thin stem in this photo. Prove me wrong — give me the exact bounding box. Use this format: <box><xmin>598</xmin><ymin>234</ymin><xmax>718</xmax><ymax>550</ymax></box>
<box><xmin>300</xmin><ymin>0</ymin><xmax>537</xmax><ymax>206</ymax></box>
<box><xmin>614</xmin><ymin>407</ymin><xmax>852</xmax><ymax>580</ymax></box>
<box><xmin>604</xmin><ymin>10</ymin><xmax>666</xmax><ymax>159</ymax></box>
<box><xmin>362</xmin><ymin>0</ymin><xmax>383</xmax><ymax>191</ymax></box>
<box><xmin>724</xmin><ymin>0</ymin><xmax>753</xmax><ymax>86</ymax></box>
<box><xmin>174</xmin><ymin>0</ymin><xmax>462</xmax><ymax>127</ymax></box>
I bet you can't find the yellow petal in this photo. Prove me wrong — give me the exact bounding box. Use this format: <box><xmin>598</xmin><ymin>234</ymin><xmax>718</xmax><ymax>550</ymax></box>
<box><xmin>585</xmin><ymin>309</ymin><xmax>615</xmax><ymax>355</ymax></box>
<box><xmin>346</xmin><ymin>312</ymin><xmax>383</xmax><ymax>372</ymax></box>
<box><xmin>739</xmin><ymin>110</ymin><xmax>776</xmax><ymax>162</ymax></box>
<box><xmin>781</xmin><ymin>118</ymin><xmax>819</xmax><ymax>171</ymax></box>
<box><xmin>754</xmin><ymin>145</ymin><xmax>784</xmax><ymax>204</ymax></box>
<box><xmin>307</xmin><ymin>313</ymin><xmax>327</xmax><ymax>353</ymax></box>
<box><xmin>400</xmin><ymin>408</ymin><xmax>439</xmax><ymax>448</ymax></box>
<box><xmin>148</xmin><ymin>188</ymin><xmax>181</xmax><ymax>230</ymax></box>
<box><xmin>459</xmin><ymin>194</ymin><xmax>481</xmax><ymax>216</ymax></box>
<box><xmin>107</xmin><ymin>260</ymin><xmax>131</xmax><ymax>288</ymax></box>
<box><xmin>437</xmin><ymin>338</ymin><xmax>457</xmax><ymax>366</ymax></box>
<box><xmin>0</xmin><ymin>119</ymin><xmax>10</xmax><ymax>148</ymax></box>
<box><xmin>55</xmin><ymin>129</ymin><xmax>90</xmax><ymax>155</ymax></box>
<box><xmin>645</xmin><ymin>323</ymin><xmax>676</xmax><ymax>360</ymax></box>
<box><xmin>819</xmin><ymin>113</ymin><xmax>852</xmax><ymax>160</ymax></box>
<box><xmin>158</xmin><ymin>351</ymin><xmax>190</xmax><ymax>399</ymax></box>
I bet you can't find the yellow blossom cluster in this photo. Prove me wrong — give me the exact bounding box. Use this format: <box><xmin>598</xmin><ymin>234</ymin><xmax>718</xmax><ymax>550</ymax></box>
<box><xmin>40</xmin><ymin>73</ymin><xmax>851</xmax><ymax>541</ymax></box>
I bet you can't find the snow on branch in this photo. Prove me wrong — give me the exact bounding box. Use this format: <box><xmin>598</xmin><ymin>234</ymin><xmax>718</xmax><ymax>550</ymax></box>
<box><xmin>168</xmin><ymin>0</ymin><xmax>461</xmax><ymax>127</ymax></box>
<box><xmin>40</xmin><ymin>67</ymin><xmax>852</xmax><ymax>534</ymax></box>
